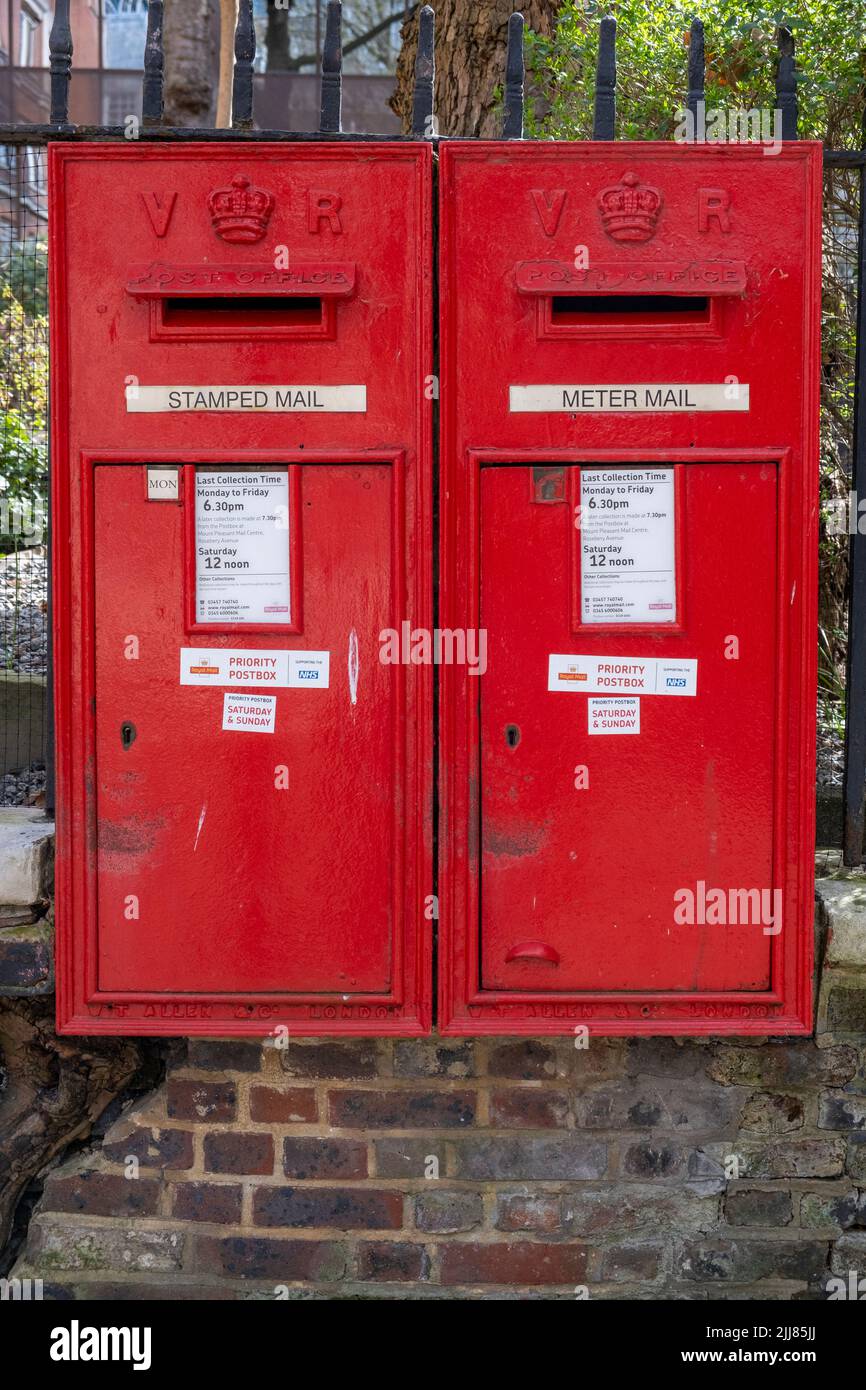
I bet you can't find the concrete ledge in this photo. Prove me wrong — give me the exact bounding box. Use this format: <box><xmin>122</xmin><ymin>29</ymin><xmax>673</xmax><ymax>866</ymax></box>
<box><xmin>815</xmin><ymin>854</ymin><xmax>866</xmax><ymax>1038</ymax></box>
<box><xmin>0</xmin><ymin>807</ymin><xmax>54</xmax><ymax>906</ymax></box>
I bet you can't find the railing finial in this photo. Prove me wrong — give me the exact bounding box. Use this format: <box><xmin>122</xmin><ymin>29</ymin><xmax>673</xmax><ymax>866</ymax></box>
<box><xmin>319</xmin><ymin>2</ymin><xmax>343</xmax><ymax>135</ymax></box>
<box><xmin>502</xmin><ymin>13</ymin><xmax>525</xmax><ymax>140</ymax></box>
<box><xmin>411</xmin><ymin>6</ymin><xmax>436</xmax><ymax>139</ymax></box>
<box><xmin>49</xmin><ymin>0</ymin><xmax>73</xmax><ymax>126</ymax></box>
<box><xmin>142</xmin><ymin>1</ymin><xmax>165</xmax><ymax>127</ymax></box>
<box><xmin>775</xmin><ymin>26</ymin><xmax>798</xmax><ymax>141</ymax></box>
<box><xmin>232</xmin><ymin>0</ymin><xmax>256</xmax><ymax>132</ymax></box>
<box><xmin>593</xmin><ymin>15</ymin><xmax>617</xmax><ymax>140</ymax></box>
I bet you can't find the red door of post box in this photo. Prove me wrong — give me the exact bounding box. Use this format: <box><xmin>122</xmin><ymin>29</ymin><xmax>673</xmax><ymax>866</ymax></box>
<box><xmin>51</xmin><ymin>143</ymin><xmax>432</xmax><ymax>1035</ymax></box>
<box><xmin>439</xmin><ymin>142</ymin><xmax>821</xmax><ymax>1036</ymax></box>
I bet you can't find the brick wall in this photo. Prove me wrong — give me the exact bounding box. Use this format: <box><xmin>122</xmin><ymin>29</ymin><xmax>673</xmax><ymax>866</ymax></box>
<box><xmin>12</xmin><ymin>1028</ymin><xmax>866</xmax><ymax>1300</ymax></box>
<box><xmin>7</xmin><ymin>857</ymin><xmax>866</xmax><ymax>1300</ymax></box>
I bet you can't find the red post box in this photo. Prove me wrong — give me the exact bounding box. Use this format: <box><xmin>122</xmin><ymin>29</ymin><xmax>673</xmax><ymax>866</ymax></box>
<box><xmin>439</xmin><ymin>142</ymin><xmax>821</xmax><ymax>1036</ymax></box>
<box><xmin>51</xmin><ymin>143</ymin><xmax>433</xmax><ymax>1035</ymax></box>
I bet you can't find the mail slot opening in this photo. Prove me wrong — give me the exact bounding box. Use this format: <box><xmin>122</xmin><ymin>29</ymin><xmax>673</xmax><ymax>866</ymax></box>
<box><xmin>161</xmin><ymin>295</ymin><xmax>325</xmax><ymax>331</ymax></box>
<box><xmin>550</xmin><ymin>294</ymin><xmax>711</xmax><ymax>325</ymax></box>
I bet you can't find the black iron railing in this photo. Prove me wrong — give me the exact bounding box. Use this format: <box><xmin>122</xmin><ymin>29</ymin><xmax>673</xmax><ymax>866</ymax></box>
<box><xmin>0</xmin><ymin>4</ymin><xmax>861</xmax><ymax>857</ymax></box>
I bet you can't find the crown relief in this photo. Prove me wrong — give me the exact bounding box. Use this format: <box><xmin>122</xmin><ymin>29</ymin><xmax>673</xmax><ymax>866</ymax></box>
<box><xmin>207</xmin><ymin>173</ymin><xmax>275</xmax><ymax>244</ymax></box>
<box><xmin>597</xmin><ymin>170</ymin><xmax>662</xmax><ymax>242</ymax></box>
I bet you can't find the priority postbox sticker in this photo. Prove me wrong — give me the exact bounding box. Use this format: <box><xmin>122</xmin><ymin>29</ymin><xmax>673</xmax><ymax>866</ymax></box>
<box><xmin>180</xmin><ymin>649</ymin><xmax>330</xmax><ymax>689</ymax></box>
<box><xmin>588</xmin><ymin>698</ymin><xmax>640</xmax><ymax>734</ymax></box>
<box><xmin>222</xmin><ymin>693</ymin><xmax>276</xmax><ymax>733</ymax></box>
<box><xmin>548</xmin><ymin>654</ymin><xmax>697</xmax><ymax>696</ymax></box>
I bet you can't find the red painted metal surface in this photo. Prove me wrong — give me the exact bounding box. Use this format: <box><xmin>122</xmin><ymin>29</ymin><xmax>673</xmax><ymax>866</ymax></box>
<box><xmin>439</xmin><ymin>143</ymin><xmax>821</xmax><ymax>1035</ymax></box>
<box><xmin>51</xmin><ymin>143</ymin><xmax>433</xmax><ymax>1035</ymax></box>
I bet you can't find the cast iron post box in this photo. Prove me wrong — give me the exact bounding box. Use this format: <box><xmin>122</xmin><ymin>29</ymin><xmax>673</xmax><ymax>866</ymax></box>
<box><xmin>439</xmin><ymin>141</ymin><xmax>821</xmax><ymax>1035</ymax></box>
<box><xmin>51</xmin><ymin>143</ymin><xmax>432</xmax><ymax>1035</ymax></box>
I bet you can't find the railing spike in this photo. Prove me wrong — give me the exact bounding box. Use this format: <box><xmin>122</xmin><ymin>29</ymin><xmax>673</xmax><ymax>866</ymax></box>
<box><xmin>411</xmin><ymin>6</ymin><xmax>435</xmax><ymax>139</ymax></box>
<box><xmin>775</xmin><ymin>26</ymin><xmax>798</xmax><ymax>141</ymax></box>
<box><xmin>319</xmin><ymin>2</ymin><xmax>343</xmax><ymax>135</ymax></box>
<box><xmin>232</xmin><ymin>0</ymin><xmax>256</xmax><ymax>132</ymax></box>
<box><xmin>686</xmin><ymin>18</ymin><xmax>705</xmax><ymax>134</ymax></box>
<box><xmin>49</xmin><ymin>0</ymin><xmax>73</xmax><ymax>126</ymax></box>
<box><xmin>502</xmin><ymin>13</ymin><xmax>525</xmax><ymax>140</ymax></box>
<box><xmin>142</xmin><ymin>1</ymin><xmax>165</xmax><ymax>127</ymax></box>
<box><xmin>593</xmin><ymin>15</ymin><xmax>617</xmax><ymax>140</ymax></box>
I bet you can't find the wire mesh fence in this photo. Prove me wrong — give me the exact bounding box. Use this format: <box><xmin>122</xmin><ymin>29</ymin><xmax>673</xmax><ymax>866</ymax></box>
<box><xmin>0</xmin><ymin>143</ymin><xmax>48</xmax><ymax>808</ymax></box>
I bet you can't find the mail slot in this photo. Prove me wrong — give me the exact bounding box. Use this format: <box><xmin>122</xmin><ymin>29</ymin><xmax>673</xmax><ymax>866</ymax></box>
<box><xmin>50</xmin><ymin>144</ymin><xmax>433</xmax><ymax>1035</ymax></box>
<box><xmin>439</xmin><ymin>142</ymin><xmax>821</xmax><ymax>1036</ymax></box>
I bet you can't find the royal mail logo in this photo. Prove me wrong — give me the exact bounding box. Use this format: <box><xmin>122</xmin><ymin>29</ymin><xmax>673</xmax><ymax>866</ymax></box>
<box><xmin>558</xmin><ymin>670</ymin><xmax>587</xmax><ymax>682</ymax></box>
<box><xmin>189</xmin><ymin>662</ymin><xmax>220</xmax><ymax>676</ymax></box>
<box><xmin>597</xmin><ymin>170</ymin><xmax>662</xmax><ymax>242</ymax></box>
<box><xmin>208</xmin><ymin>173</ymin><xmax>275</xmax><ymax>244</ymax></box>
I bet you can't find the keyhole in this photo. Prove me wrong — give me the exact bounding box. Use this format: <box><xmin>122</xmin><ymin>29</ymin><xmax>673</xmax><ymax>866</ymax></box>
<box><xmin>505</xmin><ymin>724</ymin><xmax>521</xmax><ymax>749</ymax></box>
<box><xmin>120</xmin><ymin>721</ymin><xmax>137</xmax><ymax>750</ymax></box>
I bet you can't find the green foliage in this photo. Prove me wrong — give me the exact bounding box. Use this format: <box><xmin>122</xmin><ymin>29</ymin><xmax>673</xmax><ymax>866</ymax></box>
<box><xmin>525</xmin><ymin>1</ymin><xmax>864</xmax><ymax>145</ymax></box>
<box><xmin>0</xmin><ymin>279</ymin><xmax>48</xmax><ymax>551</ymax></box>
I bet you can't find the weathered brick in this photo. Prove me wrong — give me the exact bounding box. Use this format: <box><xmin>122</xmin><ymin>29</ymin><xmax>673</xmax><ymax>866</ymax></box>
<box><xmin>197</xmin><ymin>1235</ymin><xmax>348</xmax><ymax>1281</ymax></box>
<box><xmin>440</xmin><ymin>1241</ymin><xmax>588</xmax><ymax>1285</ymax></box>
<box><xmin>799</xmin><ymin>1189</ymin><xmax>861</xmax><ymax>1230</ymax></box>
<box><xmin>166</xmin><ymin>1079</ymin><xmax>236</xmax><ymax>1124</ymax></box>
<box><xmin>487</xmin><ymin>1041</ymin><xmax>559</xmax><ymax>1080</ymax></box>
<box><xmin>846</xmin><ymin>1135</ymin><xmax>866</xmax><ymax>1181</ymax></box>
<box><xmin>585</xmin><ymin>1080</ymin><xmax>737</xmax><ymax>1133</ymax></box>
<box><xmin>826</xmin><ymin>988</ymin><xmax>866</xmax><ymax>1032</ymax></box>
<box><xmin>625</xmin><ymin>1038</ymin><xmax>708</xmax><ymax>1078</ymax></box>
<box><xmin>679</xmin><ymin>1239</ymin><xmax>828</xmax><ymax>1283</ymax></box>
<box><xmin>695</xmin><ymin>1139</ymin><xmax>846</xmax><ymax>1180</ymax></box>
<box><xmin>452</xmin><ymin>1137</ymin><xmax>606</xmax><ymax>1181</ymax></box>
<box><xmin>280</xmin><ymin>1040</ymin><xmax>378</xmax><ymax>1080</ymax></box>
<box><xmin>601</xmin><ymin>1242</ymin><xmax>663</xmax><ymax>1282</ymax></box>
<box><xmin>102</xmin><ymin>1127</ymin><xmax>194</xmax><ymax>1172</ymax></box>
<box><xmin>186</xmin><ymin>1040</ymin><xmax>263</xmax><ymax>1073</ymax></box>
<box><xmin>42</xmin><ymin>1171</ymin><xmax>160</xmax><ymax>1219</ymax></box>
<box><xmin>253</xmin><ymin>1186</ymin><xmax>403</xmax><ymax>1230</ymax></box>
<box><xmin>282</xmin><ymin>1138</ymin><xmax>367</xmax><ymax>1180</ymax></box>
<box><xmin>29</xmin><ymin>1219</ymin><xmax>184</xmax><ymax>1272</ymax></box>
<box><xmin>725</xmin><ymin>1189</ymin><xmax>794</xmax><ymax>1227</ymax></box>
<box><xmin>329</xmin><ymin>1089</ymin><xmax>475</xmax><ymax>1129</ymax></box>
<box><xmin>415</xmin><ymin>1191</ymin><xmax>483</xmax><ymax>1234</ymax></box>
<box><xmin>740</xmin><ymin>1093</ymin><xmax>805</xmax><ymax>1134</ymax></box>
<box><xmin>489</xmin><ymin>1089</ymin><xmax>569</xmax><ymax>1129</ymax></box>
<box><xmin>203</xmin><ymin>1132</ymin><xmax>274</xmax><ymax>1176</ymax></box>
<box><xmin>249</xmin><ymin>1086</ymin><xmax>318</xmax><ymax>1124</ymax></box>
<box><xmin>708</xmin><ymin>1043</ymin><xmax>858</xmax><ymax>1089</ymax></box>
<box><xmin>373</xmin><ymin>1139</ymin><xmax>445</xmax><ymax>1179</ymax></box>
<box><xmin>495</xmin><ymin>1194</ymin><xmax>562</xmax><ymax>1233</ymax></box>
<box><xmin>565</xmin><ymin>1185</ymin><xmax>720</xmax><ymax>1236</ymax></box>
<box><xmin>829</xmin><ymin>1233</ymin><xmax>866</xmax><ymax>1277</ymax></box>
<box><xmin>357</xmin><ymin>1242</ymin><xmax>427</xmax><ymax>1281</ymax></box>
<box><xmin>393</xmin><ymin>1040</ymin><xmax>475</xmax><ymax>1078</ymax></box>
<box><xmin>172</xmin><ymin>1183</ymin><xmax>243</xmax><ymax>1224</ymax></box>
<box><xmin>622</xmin><ymin>1142</ymin><xmax>686</xmax><ymax>1178</ymax></box>
<box><xmin>0</xmin><ymin>925</ymin><xmax>52</xmax><ymax>991</ymax></box>
<box><xmin>818</xmin><ymin>1092</ymin><xmax>866</xmax><ymax>1130</ymax></box>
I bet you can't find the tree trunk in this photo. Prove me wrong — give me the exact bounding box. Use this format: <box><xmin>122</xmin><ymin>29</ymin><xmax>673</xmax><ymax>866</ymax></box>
<box><xmin>266</xmin><ymin>0</ymin><xmax>292</xmax><ymax>71</ymax></box>
<box><xmin>0</xmin><ymin>998</ymin><xmax>161</xmax><ymax>1261</ymax></box>
<box><xmin>390</xmin><ymin>1</ymin><xmax>561</xmax><ymax>137</ymax></box>
<box><xmin>216</xmin><ymin>0</ymin><xmax>239</xmax><ymax>127</ymax></box>
<box><xmin>164</xmin><ymin>0</ymin><xmax>219</xmax><ymax>127</ymax></box>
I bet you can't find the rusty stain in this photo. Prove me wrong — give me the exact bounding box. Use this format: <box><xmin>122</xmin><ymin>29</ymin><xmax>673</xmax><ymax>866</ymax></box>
<box><xmin>98</xmin><ymin>816</ymin><xmax>164</xmax><ymax>855</ymax></box>
<box><xmin>484</xmin><ymin>822</ymin><xmax>548</xmax><ymax>859</ymax></box>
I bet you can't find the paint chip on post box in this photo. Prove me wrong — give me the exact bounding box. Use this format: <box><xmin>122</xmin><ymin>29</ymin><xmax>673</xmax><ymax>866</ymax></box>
<box><xmin>509</xmin><ymin>383</ymin><xmax>749</xmax><ymax>412</ymax></box>
<box><xmin>125</xmin><ymin>385</ymin><xmax>367</xmax><ymax>413</ymax></box>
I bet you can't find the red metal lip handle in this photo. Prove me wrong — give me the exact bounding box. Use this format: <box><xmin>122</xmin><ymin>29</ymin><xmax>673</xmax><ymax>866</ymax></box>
<box><xmin>505</xmin><ymin>942</ymin><xmax>560</xmax><ymax>965</ymax></box>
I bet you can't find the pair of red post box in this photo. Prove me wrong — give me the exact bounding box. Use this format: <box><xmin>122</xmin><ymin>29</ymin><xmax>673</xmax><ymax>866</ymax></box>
<box><xmin>49</xmin><ymin>139</ymin><xmax>821</xmax><ymax>1037</ymax></box>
